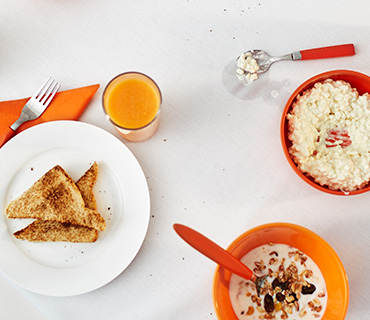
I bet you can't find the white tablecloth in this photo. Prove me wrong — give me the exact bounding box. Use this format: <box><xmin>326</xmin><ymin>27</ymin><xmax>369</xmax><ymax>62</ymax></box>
<box><xmin>1</xmin><ymin>0</ymin><xmax>369</xmax><ymax>319</ymax></box>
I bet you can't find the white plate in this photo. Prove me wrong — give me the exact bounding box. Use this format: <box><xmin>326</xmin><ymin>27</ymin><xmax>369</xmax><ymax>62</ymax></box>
<box><xmin>0</xmin><ymin>121</ymin><xmax>150</xmax><ymax>296</ymax></box>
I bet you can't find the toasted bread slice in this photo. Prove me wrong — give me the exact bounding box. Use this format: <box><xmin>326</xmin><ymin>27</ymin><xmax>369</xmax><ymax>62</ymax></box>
<box><xmin>76</xmin><ymin>161</ymin><xmax>98</xmax><ymax>210</ymax></box>
<box><xmin>13</xmin><ymin>220</ymin><xmax>98</xmax><ymax>242</ymax></box>
<box><xmin>6</xmin><ymin>165</ymin><xmax>105</xmax><ymax>231</ymax></box>
<box><xmin>13</xmin><ymin>163</ymin><xmax>101</xmax><ymax>242</ymax></box>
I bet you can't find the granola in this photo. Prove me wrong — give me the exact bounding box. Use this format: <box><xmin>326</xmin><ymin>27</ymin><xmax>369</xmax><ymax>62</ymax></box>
<box><xmin>229</xmin><ymin>243</ymin><xmax>327</xmax><ymax>319</ymax></box>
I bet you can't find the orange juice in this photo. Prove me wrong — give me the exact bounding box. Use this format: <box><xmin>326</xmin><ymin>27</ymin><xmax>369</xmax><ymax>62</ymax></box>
<box><xmin>103</xmin><ymin>72</ymin><xmax>162</xmax><ymax>142</ymax></box>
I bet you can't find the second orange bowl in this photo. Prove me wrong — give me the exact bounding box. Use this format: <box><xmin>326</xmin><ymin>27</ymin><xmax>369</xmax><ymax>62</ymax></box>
<box><xmin>280</xmin><ymin>70</ymin><xmax>370</xmax><ymax>195</ymax></box>
<box><xmin>212</xmin><ymin>223</ymin><xmax>349</xmax><ymax>320</ymax></box>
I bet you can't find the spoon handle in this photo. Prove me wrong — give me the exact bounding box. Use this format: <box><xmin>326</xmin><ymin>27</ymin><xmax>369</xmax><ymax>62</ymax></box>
<box><xmin>299</xmin><ymin>43</ymin><xmax>355</xmax><ymax>60</ymax></box>
<box><xmin>173</xmin><ymin>224</ymin><xmax>254</xmax><ymax>280</ymax></box>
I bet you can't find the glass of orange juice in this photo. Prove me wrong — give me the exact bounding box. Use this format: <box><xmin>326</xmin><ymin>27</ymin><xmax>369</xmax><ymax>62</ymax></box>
<box><xmin>103</xmin><ymin>72</ymin><xmax>162</xmax><ymax>142</ymax></box>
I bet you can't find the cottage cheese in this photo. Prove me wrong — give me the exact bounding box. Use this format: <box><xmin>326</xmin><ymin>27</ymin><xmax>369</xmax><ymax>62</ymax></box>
<box><xmin>229</xmin><ymin>243</ymin><xmax>327</xmax><ymax>320</ymax></box>
<box><xmin>236</xmin><ymin>52</ymin><xmax>260</xmax><ymax>83</ymax></box>
<box><xmin>287</xmin><ymin>79</ymin><xmax>370</xmax><ymax>192</ymax></box>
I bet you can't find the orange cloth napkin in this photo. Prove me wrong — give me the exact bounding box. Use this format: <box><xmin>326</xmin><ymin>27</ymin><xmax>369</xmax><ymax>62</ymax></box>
<box><xmin>0</xmin><ymin>84</ymin><xmax>100</xmax><ymax>144</ymax></box>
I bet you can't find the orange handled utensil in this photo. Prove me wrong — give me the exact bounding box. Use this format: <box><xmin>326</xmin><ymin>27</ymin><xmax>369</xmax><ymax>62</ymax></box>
<box><xmin>299</xmin><ymin>44</ymin><xmax>355</xmax><ymax>60</ymax></box>
<box><xmin>237</xmin><ymin>43</ymin><xmax>355</xmax><ymax>86</ymax></box>
<box><xmin>173</xmin><ymin>224</ymin><xmax>267</xmax><ymax>295</ymax></box>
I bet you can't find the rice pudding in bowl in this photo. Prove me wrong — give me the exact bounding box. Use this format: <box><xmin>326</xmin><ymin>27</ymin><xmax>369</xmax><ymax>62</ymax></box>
<box><xmin>281</xmin><ymin>70</ymin><xmax>370</xmax><ymax>195</ymax></box>
<box><xmin>213</xmin><ymin>223</ymin><xmax>348</xmax><ymax>320</ymax></box>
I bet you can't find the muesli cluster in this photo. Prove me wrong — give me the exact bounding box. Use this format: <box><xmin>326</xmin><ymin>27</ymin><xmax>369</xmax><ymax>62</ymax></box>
<box><xmin>229</xmin><ymin>243</ymin><xmax>327</xmax><ymax>320</ymax></box>
<box><xmin>287</xmin><ymin>79</ymin><xmax>370</xmax><ymax>192</ymax></box>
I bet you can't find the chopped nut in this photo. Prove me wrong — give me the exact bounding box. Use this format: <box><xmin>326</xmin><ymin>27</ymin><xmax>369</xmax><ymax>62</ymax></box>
<box><xmin>278</xmin><ymin>271</ymin><xmax>285</xmax><ymax>280</ymax></box>
<box><xmin>313</xmin><ymin>298</ymin><xmax>321</xmax><ymax>306</ymax></box>
<box><xmin>255</xmin><ymin>261</ymin><xmax>267</xmax><ymax>271</ymax></box>
<box><xmin>260</xmin><ymin>287</ymin><xmax>268</xmax><ymax>296</ymax></box>
<box><xmin>291</xmin><ymin>282</ymin><xmax>302</xmax><ymax>294</ymax></box>
<box><xmin>300</xmin><ymin>256</ymin><xmax>308</xmax><ymax>265</ymax></box>
<box><xmin>313</xmin><ymin>306</ymin><xmax>322</xmax><ymax>312</ymax></box>
<box><xmin>286</xmin><ymin>306</ymin><xmax>293</xmax><ymax>314</ymax></box>
<box><xmin>304</xmin><ymin>270</ymin><xmax>313</xmax><ymax>278</ymax></box>
<box><xmin>281</xmin><ymin>311</ymin><xmax>288</xmax><ymax>319</ymax></box>
<box><xmin>294</xmin><ymin>300</ymin><xmax>300</xmax><ymax>312</ymax></box>
<box><xmin>257</xmin><ymin>306</ymin><xmax>265</xmax><ymax>313</ymax></box>
<box><xmin>286</xmin><ymin>263</ymin><xmax>298</xmax><ymax>275</ymax></box>
<box><xmin>251</xmin><ymin>294</ymin><xmax>262</xmax><ymax>306</ymax></box>
<box><xmin>299</xmin><ymin>310</ymin><xmax>307</xmax><ymax>317</ymax></box>
<box><xmin>318</xmin><ymin>292</ymin><xmax>326</xmax><ymax>298</ymax></box>
<box><xmin>269</xmin><ymin>258</ymin><xmax>278</xmax><ymax>265</ymax></box>
<box><xmin>247</xmin><ymin>306</ymin><xmax>254</xmax><ymax>315</ymax></box>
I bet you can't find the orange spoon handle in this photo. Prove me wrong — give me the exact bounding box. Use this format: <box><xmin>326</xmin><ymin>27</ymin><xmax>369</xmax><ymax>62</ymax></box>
<box><xmin>173</xmin><ymin>224</ymin><xmax>254</xmax><ymax>280</ymax></box>
<box><xmin>300</xmin><ymin>43</ymin><xmax>355</xmax><ymax>60</ymax></box>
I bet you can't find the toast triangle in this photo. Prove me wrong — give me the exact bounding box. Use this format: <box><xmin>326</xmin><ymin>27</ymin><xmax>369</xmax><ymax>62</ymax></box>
<box><xmin>13</xmin><ymin>162</ymin><xmax>101</xmax><ymax>242</ymax></box>
<box><xmin>6</xmin><ymin>165</ymin><xmax>105</xmax><ymax>231</ymax></box>
<box><xmin>14</xmin><ymin>220</ymin><xmax>98</xmax><ymax>242</ymax></box>
<box><xmin>76</xmin><ymin>161</ymin><xmax>98</xmax><ymax>211</ymax></box>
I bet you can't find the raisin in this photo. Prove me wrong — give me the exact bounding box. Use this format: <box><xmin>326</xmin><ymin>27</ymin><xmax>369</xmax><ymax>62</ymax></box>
<box><xmin>280</xmin><ymin>281</ymin><xmax>289</xmax><ymax>290</ymax></box>
<box><xmin>276</xmin><ymin>292</ymin><xmax>285</xmax><ymax>302</ymax></box>
<box><xmin>302</xmin><ymin>283</ymin><xmax>316</xmax><ymax>295</ymax></box>
<box><xmin>272</xmin><ymin>278</ymin><xmax>280</xmax><ymax>289</ymax></box>
<box><xmin>264</xmin><ymin>294</ymin><xmax>274</xmax><ymax>313</ymax></box>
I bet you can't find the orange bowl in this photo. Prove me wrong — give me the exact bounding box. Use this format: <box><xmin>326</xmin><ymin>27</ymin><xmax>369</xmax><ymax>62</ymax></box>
<box><xmin>280</xmin><ymin>70</ymin><xmax>370</xmax><ymax>195</ymax></box>
<box><xmin>213</xmin><ymin>223</ymin><xmax>348</xmax><ymax>320</ymax></box>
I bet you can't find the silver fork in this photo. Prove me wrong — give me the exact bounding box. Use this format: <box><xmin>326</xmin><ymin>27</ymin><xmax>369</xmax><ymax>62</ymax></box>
<box><xmin>0</xmin><ymin>77</ymin><xmax>60</xmax><ymax>147</ymax></box>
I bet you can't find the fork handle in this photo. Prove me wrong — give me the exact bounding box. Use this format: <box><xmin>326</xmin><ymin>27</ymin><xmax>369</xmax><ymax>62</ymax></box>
<box><xmin>0</xmin><ymin>127</ymin><xmax>16</xmax><ymax>148</ymax></box>
<box><xmin>299</xmin><ymin>44</ymin><xmax>355</xmax><ymax>60</ymax></box>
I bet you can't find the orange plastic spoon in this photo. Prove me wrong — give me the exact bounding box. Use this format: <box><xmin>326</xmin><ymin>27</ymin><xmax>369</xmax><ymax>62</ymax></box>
<box><xmin>173</xmin><ymin>224</ymin><xmax>267</xmax><ymax>294</ymax></box>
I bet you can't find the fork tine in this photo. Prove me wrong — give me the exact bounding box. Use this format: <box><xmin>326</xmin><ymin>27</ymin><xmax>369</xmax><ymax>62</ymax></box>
<box><xmin>39</xmin><ymin>79</ymin><xmax>58</xmax><ymax>104</ymax></box>
<box><xmin>42</xmin><ymin>82</ymin><xmax>61</xmax><ymax>107</ymax></box>
<box><xmin>32</xmin><ymin>77</ymin><xmax>52</xmax><ymax>98</ymax></box>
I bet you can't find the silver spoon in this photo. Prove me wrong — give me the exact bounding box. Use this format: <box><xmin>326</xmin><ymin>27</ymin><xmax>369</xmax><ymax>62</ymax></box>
<box><xmin>236</xmin><ymin>43</ymin><xmax>355</xmax><ymax>86</ymax></box>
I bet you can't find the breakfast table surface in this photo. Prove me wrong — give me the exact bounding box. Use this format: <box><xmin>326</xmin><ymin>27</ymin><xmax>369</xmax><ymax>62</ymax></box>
<box><xmin>1</xmin><ymin>1</ymin><xmax>370</xmax><ymax>319</ymax></box>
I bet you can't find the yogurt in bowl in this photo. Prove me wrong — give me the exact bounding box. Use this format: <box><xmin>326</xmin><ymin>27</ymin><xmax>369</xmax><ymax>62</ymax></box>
<box><xmin>212</xmin><ymin>223</ymin><xmax>348</xmax><ymax>320</ymax></box>
<box><xmin>229</xmin><ymin>243</ymin><xmax>327</xmax><ymax>319</ymax></box>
